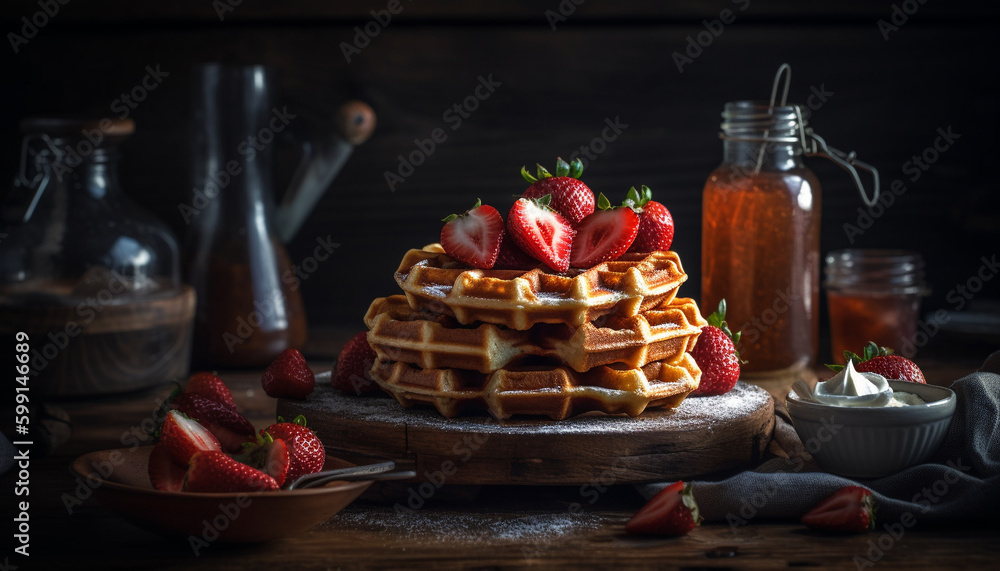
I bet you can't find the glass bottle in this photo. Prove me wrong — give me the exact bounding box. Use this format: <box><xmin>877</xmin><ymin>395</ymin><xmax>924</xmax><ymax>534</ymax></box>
<box><xmin>0</xmin><ymin>118</ymin><xmax>194</xmax><ymax>397</ymax></box>
<box><xmin>702</xmin><ymin>102</ymin><xmax>822</xmax><ymax>379</ymax></box>
<box><xmin>702</xmin><ymin>65</ymin><xmax>880</xmax><ymax>381</ymax></box>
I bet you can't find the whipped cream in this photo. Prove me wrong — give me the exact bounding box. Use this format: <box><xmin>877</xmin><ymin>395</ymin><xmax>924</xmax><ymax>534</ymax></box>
<box><xmin>809</xmin><ymin>361</ymin><xmax>927</xmax><ymax>407</ymax></box>
<box><xmin>813</xmin><ymin>360</ymin><xmax>894</xmax><ymax>407</ymax></box>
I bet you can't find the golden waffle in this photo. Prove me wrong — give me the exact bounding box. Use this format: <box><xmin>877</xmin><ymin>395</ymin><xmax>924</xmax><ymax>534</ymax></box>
<box><xmin>365</xmin><ymin>295</ymin><xmax>707</xmax><ymax>373</ymax></box>
<box><xmin>369</xmin><ymin>353</ymin><xmax>702</xmax><ymax>420</ymax></box>
<box><xmin>394</xmin><ymin>244</ymin><xmax>688</xmax><ymax>330</ymax></box>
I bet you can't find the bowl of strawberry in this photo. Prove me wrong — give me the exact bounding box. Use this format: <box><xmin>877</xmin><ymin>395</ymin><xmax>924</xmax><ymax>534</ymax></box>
<box><xmin>70</xmin><ymin>367</ymin><xmax>372</xmax><ymax>543</ymax></box>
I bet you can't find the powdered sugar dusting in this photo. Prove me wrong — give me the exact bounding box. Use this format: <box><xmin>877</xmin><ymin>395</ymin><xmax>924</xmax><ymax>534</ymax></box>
<box><xmin>288</xmin><ymin>381</ymin><xmax>771</xmax><ymax>435</ymax></box>
<box><xmin>324</xmin><ymin>505</ymin><xmax>605</xmax><ymax>545</ymax></box>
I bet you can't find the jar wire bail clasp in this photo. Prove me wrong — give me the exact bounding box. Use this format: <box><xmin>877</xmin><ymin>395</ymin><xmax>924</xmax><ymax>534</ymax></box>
<box><xmin>14</xmin><ymin>133</ymin><xmax>60</xmax><ymax>223</ymax></box>
<box><xmin>767</xmin><ymin>63</ymin><xmax>882</xmax><ymax>208</ymax></box>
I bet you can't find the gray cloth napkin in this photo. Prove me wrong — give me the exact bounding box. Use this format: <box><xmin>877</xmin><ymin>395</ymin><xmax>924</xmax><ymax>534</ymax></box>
<box><xmin>637</xmin><ymin>351</ymin><xmax>1000</xmax><ymax>525</ymax></box>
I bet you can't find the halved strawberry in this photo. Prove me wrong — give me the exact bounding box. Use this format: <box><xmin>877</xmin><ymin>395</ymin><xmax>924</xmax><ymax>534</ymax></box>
<box><xmin>184</xmin><ymin>372</ymin><xmax>237</xmax><ymax>410</ymax></box>
<box><xmin>261</xmin><ymin>348</ymin><xmax>316</xmax><ymax>399</ymax></box>
<box><xmin>507</xmin><ymin>195</ymin><xmax>575</xmax><ymax>273</ymax></box>
<box><xmin>236</xmin><ymin>434</ymin><xmax>291</xmax><ymax>488</ymax></box>
<box><xmin>625</xmin><ymin>480</ymin><xmax>701</xmax><ymax>536</ymax></box>
<box><xmin>521</xmin><ymin>158</ymin><xmax>595</xmax><ymax>225</ymax></box>
<box><xmin>169</xmin><ymin>393</ymin><xmax>257</xmax><ymax>453</ymax></box>
<box><xmin>624</xmin><ymin>185</ymin><xmax>674</xmax><ymax>252</ymax></box>
<box><xmin>801</xmin><ymin>486</ymin><xmax>875</xmax><ymax>533</ymax></box>
<box><xmin>183</xmin><ymin>450</ymin><xmax>279</xmax><ymax>493</ymax></box>
<box><xmin>159</xmin><ymin>410</ymin><xmax>222</xmax><ymax>465</ymax></box>
<box><xmin>440</xmin><ymin>199</ymin><xmax>505</xmax><ymax>269</ymax></box>
<box><xmin>570</xmin><ymin>193</ymin><xmax>639</xmax><ymax>267</ymax></box>
<box><xmin>332</xmin><ymin>332</ymin><xmax>381</xmax><ymax>396</ymax></box>
<box><xmin>262</xmin><ymin>415</ymin><xmax>326</xmax><ymax>486</ymax></box>
<box><xmin>827</xmin><ymin>342</ymin><xmax>926</xmax><ymax>384</ymax></box>
<box><xmin>148</xmin><ymin>442</ymin><xmax>186</xmax><ymax>492</ymax></box>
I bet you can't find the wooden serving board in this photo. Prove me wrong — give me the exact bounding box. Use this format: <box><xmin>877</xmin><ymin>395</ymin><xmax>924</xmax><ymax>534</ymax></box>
<box><xmin>278</xmin><ymin>381</ymin><xmax>774</xmax><ymax>486</ymax></box>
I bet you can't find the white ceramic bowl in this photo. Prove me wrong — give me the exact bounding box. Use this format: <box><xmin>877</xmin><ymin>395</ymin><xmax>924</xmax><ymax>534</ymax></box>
<box><xmin>786</xmin><ymin>381</ymin><xmax>956</xmax><ymax>478</ymax></box>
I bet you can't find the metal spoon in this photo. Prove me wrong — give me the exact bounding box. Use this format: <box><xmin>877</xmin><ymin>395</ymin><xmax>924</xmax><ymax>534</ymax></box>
<box><xmin>287</xmin><ymin>460</ymin><xmax>400</xmax><ymax>490</ymax></box>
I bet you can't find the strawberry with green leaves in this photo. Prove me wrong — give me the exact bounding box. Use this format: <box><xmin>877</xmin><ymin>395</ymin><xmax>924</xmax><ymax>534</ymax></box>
<box><xmin>440</xmin><ymin>198</ymin><xmax>505</xmax><ymax>269</ymax></box>
<box><xmin>691</xmin><ymin>299</ymin><xmax>744</xmax><ymax>396</ymax></box>
<box><xmin>827</xmin><ymin>342</ymin><xmax>926</xmax><ymax>384</ymax></box>
<box><xmin>262</xmin><ymin>415</ymin><xmax>326</xmax><ymax>486</ymax></box>
<box><xmin>802</xmin><ymin>486</ymin><xmax>876</xmax><ymax>533</ymax></box>
<box><xmin>507</xmin><ymin>195</ymin><xmax>576</xmax><ymax>272</ymax></box>
<box><xmin>623</xmin><ymin>185</ymin><xmax>675</xmax><ymax>252</ymax></box>
<box><xmin>521</xmin><ymin>157</ymin><xmax>595</xmax><ymax>225</ymax></box>
<box><xmin>625</xmin><ymin>481</ymin><xmax>701</xmax><ymax>536</ymax></box>
<box><xmin>236</xmin><ymin>433</ymin><xmax>292</xmax><ymax>488</ymax></box>
<box><xmin>570</xmin><ymin>192</ymin><xmax>639</xmax><ymax>267</ymax></box>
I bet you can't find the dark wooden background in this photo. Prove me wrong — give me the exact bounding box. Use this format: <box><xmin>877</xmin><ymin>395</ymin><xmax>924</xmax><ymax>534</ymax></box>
<box><xmin>2</xmin><ymin>1</ymin><xmax>997</xmax><ymax>361</ymax></box>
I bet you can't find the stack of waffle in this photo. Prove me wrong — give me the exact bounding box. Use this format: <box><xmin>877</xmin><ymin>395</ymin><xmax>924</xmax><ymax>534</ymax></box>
<box><xmin>364</xmin><ymin>244</ymin><xmax>708</xmax><ymax>420</ymax></box>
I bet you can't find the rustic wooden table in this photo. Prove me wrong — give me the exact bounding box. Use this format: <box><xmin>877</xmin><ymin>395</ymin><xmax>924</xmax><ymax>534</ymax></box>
<box><xmin>8</xmin><ymin>351</ymin><xmax>998</xmax><ymax>570</ymax></box>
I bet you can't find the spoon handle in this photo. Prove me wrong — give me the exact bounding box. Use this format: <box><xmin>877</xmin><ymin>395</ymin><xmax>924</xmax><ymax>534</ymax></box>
<box><xmin>287</xmin><ymin>460</ymin><xmax>396</xmax><ymax>490</ymax></box>
<box><xmin>302</xmin><ymin>470</ymin><xmax>417</xmax><ymax>488</ymax></box>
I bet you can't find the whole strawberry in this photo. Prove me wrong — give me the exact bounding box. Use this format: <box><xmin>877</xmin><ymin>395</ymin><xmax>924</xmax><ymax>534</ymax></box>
<box><xmin>570</xmin><ymin>192</ymin><xmax>639</xmax><ymax>267</ymax></box>
<box><xmin>184</xmin><ymin>450</ymin><xmax>279</xmax><ymax>493</ymax></box>
<box><xmin>261</xmin><ymin>348</ymin><xmax>316</xmax><ymax>399</ymax></box>
<box><xmin>507</xmin><ymin>195</ymin><xmax>576</xmax><ymax>273</ymax></box>
<box><xmin>262</xmin><ymin>415</ymin><xmax>326</xmax><ymax>486</ymax></box>
<box><xmin>184</xmin><ymin>372</ymin><xmax>237</xmax><ymax>410</ymax></box>
<box><xmin>623</xmin><ymin>185</ymin><xmax>674</xmax><ymax>252</ymax></box>
<box><xmin>625</xmin><ymin>481</ymin><xmax>701</xmax><ymax>536</ymax></box>
<box><xmin>690</xmin><ymin>300</ymin><xmax>744</xmax><ymax>396</ymax></box>
<box><xmin>440</xmin><ymin>198</ymin><xmax>505</xmax><ymax>269</ymax></box>
<box><xmin>827</xmin><ymin>342</ymin><xmax>926</xmax><ymax>384</ymax></box>
<box><xmin>332</xmin><ymin>332</ymin><xmax>381</xmax><ymax>396</ymax></box>
<box><xmin>802</xmin><ymin>486</ymin><xmax>875</xmax><ymax>533</ymax></box>
<box><xmin>521</xmin><ymin>157</ymin><xmax>595</xmax><ymax>225</ymax></box>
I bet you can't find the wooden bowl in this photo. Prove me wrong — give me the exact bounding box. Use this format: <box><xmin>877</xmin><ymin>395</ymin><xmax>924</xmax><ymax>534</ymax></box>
<box><xmin>71</xmin><ymin>446</ymin><xmax>372</xmax><ymax>543</ymax></box>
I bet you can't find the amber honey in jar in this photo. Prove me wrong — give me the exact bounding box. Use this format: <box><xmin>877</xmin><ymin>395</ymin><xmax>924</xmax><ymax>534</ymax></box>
<box><xmin>702</xmin><ymin>101</ymin><xmax>822</xmax><ymax>378</ymax></box>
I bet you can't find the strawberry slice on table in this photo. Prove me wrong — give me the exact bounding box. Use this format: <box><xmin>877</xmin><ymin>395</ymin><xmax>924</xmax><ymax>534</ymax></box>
<box><xmin>440</xmin><ymin>198</ymin><xmax>505</xmax><ymax>269</ymax></box>
<box><xmin>261</xmin><ymin>348</ymin><xmax>316</xmax><ymax>399</ymax></box>
<box><xmin>827</xmin><ymin>342</ymin><xmax>926</xmax><ymax>384</ymax></box>
<box><xmin>690</xmin><ymin>300</ymin><xmax>745</xmax><ymax>396</ymax></box>
<box><xmin>168</xmin><ymin>393</ymin><xmax>257</xmax><ymax>453</ymax></box>
<box><xmin>183</xmin><ymin>450</ymin><xmax>279</xmax><ymax>493</ymax></box>
<box><xmin>625</xmin><ymin>480</ymin><xmax>701</xmax><ymax>536</ymax></box>
<box><xmin>624</xmin><ymin>185</ymin><xmax>675</xmax><ymax>252</ymax></box>
<box><xmin>262</xmin><ymin>415</ymin><xmax>326</xmax><ymax>486</ymax></box>
<box><xmin>148</xmin><ymin>442</ymin><xmax>186</xmax><ymax>492</ymax></box>
<box><xmin>184</xmin><ymin>371</ymin><xmax>237</xmax><ymax>410</ymax></box>
<box><xmin>507</xmin><ymin>195</ymin><xmax>576</xmax><ymax>273</ymax></box>
<box><xmin>521</xmin><ymin>157</ymin><xmax>595</xmax><ymax>225</ymax></box>
<box><xmin>570</xmin><ymin>192</ymin><xmax>639</xmax><ymax>267</ymax></box>
<box><xmin>158</xmin><ymin>410</ymin><xmax>222</xmax><ymax>465</ymax></box>
<box><xmin>801</xmin><ymin>486</ymin><xmax>876</xmax><ymax>533</ymax></box>
<box><xmin>332</xmin><ymin>332</ymin><xmax>381</xmax><ymax>396</ymax></box>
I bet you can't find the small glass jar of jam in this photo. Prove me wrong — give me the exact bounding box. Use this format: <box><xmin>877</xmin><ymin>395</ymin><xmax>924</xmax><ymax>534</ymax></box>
<box><xmin>824</xmin><ymin>249</ymin><xmax>928</xmax><ymax>363</ymax></box>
